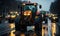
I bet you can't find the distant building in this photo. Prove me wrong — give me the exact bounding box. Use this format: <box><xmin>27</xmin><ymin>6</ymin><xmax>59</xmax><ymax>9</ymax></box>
<box><xmin>50</xmin><ymin>0</ymin><xmax>60</xmax><ymax>36</ymax></box>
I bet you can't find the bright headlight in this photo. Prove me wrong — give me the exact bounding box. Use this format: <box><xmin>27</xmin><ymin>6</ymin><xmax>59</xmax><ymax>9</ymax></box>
<box><xmin>11</xmin><ymin>15</ymin><xmax>16</xmax><ymax>18</ymax></box>
<box><xmin>24</xmin><ymin>10</ymin><xmax>31</xmax><ymax>16</ymax></box>
<box><xmin>15</xmin><ymin>12</ymin><xmax>18</xmax><ymax>14</ymax></box>
<box><xmin>53</xmin><ymin>17</ymin><xmax>55</xmax><ymax>19</ymax></box>
<box><xmin>32</xmin><ymin>26</ymin><xmax>35</xmax><ymax>29</ymax></box>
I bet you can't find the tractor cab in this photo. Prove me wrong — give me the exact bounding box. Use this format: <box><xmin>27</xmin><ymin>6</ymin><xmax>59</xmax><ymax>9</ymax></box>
<box><xmin>20</xmin><ymin>3</ymin><xmax>38</xmax><ymax>25</ymax></box>
<box><xmin>22</xmin><ymin>3</ymin><xmax>37</xmax><ymax>20</ymax></box>
<box><xmin>15</xmin><ymin>2</ymin><xmax>42</xmax><ymax>36</ymax></box>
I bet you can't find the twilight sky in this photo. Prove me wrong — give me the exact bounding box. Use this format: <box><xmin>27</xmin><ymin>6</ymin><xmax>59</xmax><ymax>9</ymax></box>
<box><xmin>30</xmin><ymin>0</ymin><xmax>55</xmax><ymax>11</ymax></box>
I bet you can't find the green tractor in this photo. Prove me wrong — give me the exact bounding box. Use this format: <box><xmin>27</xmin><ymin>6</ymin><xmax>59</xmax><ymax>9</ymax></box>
<box><xmin>15</xmin><ymin>2</ymin><xmax>42</xmax><ymax>36</ymax></box>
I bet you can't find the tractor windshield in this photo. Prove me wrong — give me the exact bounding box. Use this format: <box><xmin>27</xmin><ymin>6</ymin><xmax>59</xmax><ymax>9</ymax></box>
<box><xmin>23</xmin><ymin>5</ymin><xmax>37</xmax><ymax>13</ymax></box>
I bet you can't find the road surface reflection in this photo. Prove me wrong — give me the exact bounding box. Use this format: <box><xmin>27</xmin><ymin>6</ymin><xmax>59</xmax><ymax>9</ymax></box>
<box><xmin>51</xmin><ymin>23</ymin><xmax>56</xmax><ymax>36</ymax></box>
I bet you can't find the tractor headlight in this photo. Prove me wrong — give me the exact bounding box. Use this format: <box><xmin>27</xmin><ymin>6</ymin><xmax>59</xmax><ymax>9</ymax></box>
<box><xmin>24</xmin><ymin>10</ymin><xmax>31</xmax><ymax>16</ymax></box>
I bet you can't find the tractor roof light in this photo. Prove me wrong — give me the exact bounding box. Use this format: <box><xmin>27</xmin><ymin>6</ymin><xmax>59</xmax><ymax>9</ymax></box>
<box><xmin>22</xmin><ymin>3</ymin><xmax>25</xmax><ymax>5</ymax></box>
<box><xmin>34</xmin><ymin>3</ymin><xmax>37</xmax><ymax>5</ymax></box>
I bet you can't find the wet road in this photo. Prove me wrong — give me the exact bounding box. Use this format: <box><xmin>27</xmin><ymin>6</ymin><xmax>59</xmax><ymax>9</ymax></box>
<box><xmin>42</xmin><ymin>18</ymin><xmax>56</xmax><ymax>36</ymax></box>
<box><xmin>0</xmin><ymin>19</ymin><xmax>57</xmax><ymax>36</ymax></box>
<box><xmin>51</xmin><ymin>23</ymin><xmax>56</xmax><ymax>36</ymax></box>
<box><xmin>42</xmin><ymin>24</ymin><xmax>48</xmax><ymax>36</ymax></box>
